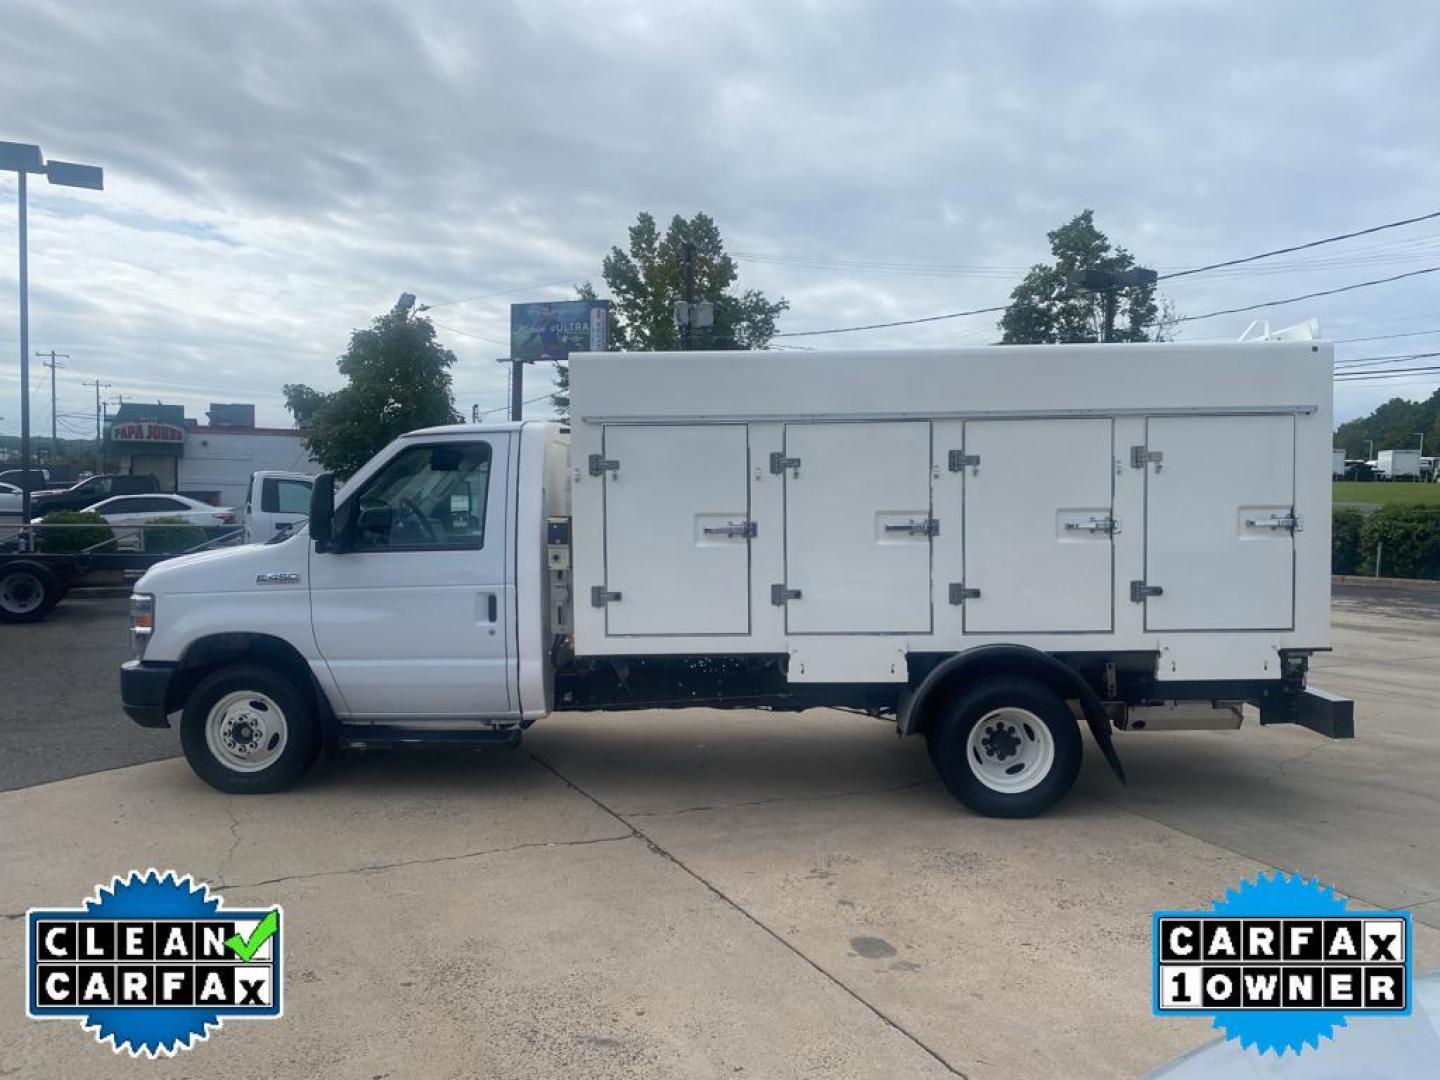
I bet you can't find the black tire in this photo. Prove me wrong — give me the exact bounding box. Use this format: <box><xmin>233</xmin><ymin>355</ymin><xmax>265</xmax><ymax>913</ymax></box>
<box><xmin>180</xmin><ymin>664</ymin><xmax>318</xmax><ymax>793</ymax></box>
<box><xmin>930</xmin><ymin>675</ymin><xmax>1082</xmax><ymax>818</ymax></box>
<box><xmin>0</xmin><ymin>561</ymin><xmax>62</xmax><ymax>624</ymax></box>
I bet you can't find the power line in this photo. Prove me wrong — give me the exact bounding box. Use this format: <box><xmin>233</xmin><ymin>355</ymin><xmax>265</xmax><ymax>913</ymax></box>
<box><xmin>1331</xmin><ymin>327</ymin><xmax>1440</xmax><ymax>345</ymax></box>
<box><xmin>1158</xmin><ymin>210</ymin><xmax>1440</xmax><ymax>281</ymax></box>
<box><xmin>1334</xmin><ymin>365</ymin><xmax>1440</xmax><ymax>381</ymax></box>
<box><xmin>430</xmin><ymin>321</ymin><xmax>509</xmax><ymax>347</ymax></box>
<box><xmin>1175</xmin><ymin>265</ymin><xmax>1440</xmax><ymax>323</ymax></box>
<box><xmin>1334</xmin><ymin>350</ymin><xmax>1440</xmax><ymax>368</ymax></box>
<box><xmin>774</xmin><ymin>302</ymin><xmax>1007</xmax><ymax>339</ymax></box>
<box><xmin>775</xmin><ymin>211</ymin><xmax>1440</xmax><ymax>339</ymax></box>
<box><xmin>422</xmin><ymin>276</ymin><xmax>587</xmax><ymax>311</ymax></box>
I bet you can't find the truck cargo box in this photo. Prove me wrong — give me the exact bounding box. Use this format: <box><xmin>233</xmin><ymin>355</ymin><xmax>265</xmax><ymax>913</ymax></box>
<box><xmin>568</xmin><ymin>341</ymin><xmax>1332</xmax><ymax>685</ymax></box>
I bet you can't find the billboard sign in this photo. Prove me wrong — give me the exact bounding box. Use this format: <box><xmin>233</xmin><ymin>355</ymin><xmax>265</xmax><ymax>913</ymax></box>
<box><xmin>509</xmin><ymin>299</ymin><xmax>609</xmax><ymax>362</ymax></box>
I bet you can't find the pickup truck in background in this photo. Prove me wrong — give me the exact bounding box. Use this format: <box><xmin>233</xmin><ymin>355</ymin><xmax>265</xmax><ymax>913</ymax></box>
<box><xmin>243</xmin><ymin>470</ymin><xmax>314</xmax><ymax>544</ymax></box>
<box><xmin>118</xmin><ymin>341</ymin><xmax>1353</xmax><ymax>818</ymax></box>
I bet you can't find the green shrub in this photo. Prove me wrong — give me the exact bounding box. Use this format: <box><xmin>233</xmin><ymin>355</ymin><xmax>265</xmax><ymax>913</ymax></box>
<box><xmin>36</xmin><ymin>510</ymin><xmax>113</xmax><ymax>553</ymax></box>
<box><xmin>142</xmin><ymin>516</ymin><xmax>209</xmax><ymax>554</ymax></box>
<box><xmin>1358</xmin><ymin>505</ymin><xmax>1440</xmax><ymax>579</ymax></box>
<box><xmin>1331</xmin><ymin>508</ymin><xmax>1365</xmax><ymax>574</ymax></box>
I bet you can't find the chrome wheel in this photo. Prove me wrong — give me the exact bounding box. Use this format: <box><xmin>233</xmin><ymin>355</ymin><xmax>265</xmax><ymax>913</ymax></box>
<box><xmin>205</xmin><ymin>690</ymin><xmax>289</xmax><ymax>773</ymax></box>
<box><xmin>0</xmin><ymin>570</ymin><xmax>44</xmax><ymax>615</ymax></box>
<box><xmin>965</xmin><ymin>707</ymin><xmax>1055</xmax><ymax>794</ymax></box>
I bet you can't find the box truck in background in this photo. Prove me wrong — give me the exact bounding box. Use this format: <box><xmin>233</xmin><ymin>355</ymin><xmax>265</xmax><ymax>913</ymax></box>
<box><xmin>119</xmin><ymin>341</ymin><xmax>1352</xmax><ymax>817</ymax></box>
<box><xmin>1376</xmin><ymin>449</ymin><xmax>1421</xmax><ymax>480</ymax></box>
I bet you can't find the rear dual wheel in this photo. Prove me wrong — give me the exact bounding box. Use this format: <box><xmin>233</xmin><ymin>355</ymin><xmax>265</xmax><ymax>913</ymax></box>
<box><xmin>926</xmin><ymin>676</ymin><xmax>1082</xmax><ymax>818</ymax></box>
<box><xmin>0</xmin><ymin>562</ymin><xmax>62</xmax><ymax>623</ymax></box>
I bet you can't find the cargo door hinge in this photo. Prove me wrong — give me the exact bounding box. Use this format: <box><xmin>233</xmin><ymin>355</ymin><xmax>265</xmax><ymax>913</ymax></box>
<box><xmin>1129</xmin><ymin>445</ymin><xmax>1163</xmax><ymax>470</ymax></box>
<box><xmin>769</xmin><ymin>452</ymin><xmax>801</xmax><ymax>477</ymax></box>
<box><xmin>1129</xmin><ymin>580</ymin><xmax>1163</xmax><ymax>603</ymax></box>
<box><xmin>590</xmin><ymin>586</ymin><xmax>622</xmax><ymax>607</ymax></box>
<box><xmin>948</xmin><ymin>451</ymin><xmax>980</xmax><ymax>474</ymax></box>
<box><xmin>948</xmin><ymin>583</ymin><xmax>981</xmax><ymax>604</ymax></box>
<box><xmin>588</xmin><ymin>454</ymin><xmax>619</xmax><ymax>478</ymax></box>
<box><xmin>771</xmin><ymin>583</ymin><xmax>802</xmax><ymax>605</ymax></box>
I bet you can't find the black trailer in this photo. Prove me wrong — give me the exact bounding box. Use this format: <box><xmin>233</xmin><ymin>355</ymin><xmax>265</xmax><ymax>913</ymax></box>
<box><xmin>0</xmin><ymin>524</ymin><xmax>242</xmax><ymax>623</ymax></box>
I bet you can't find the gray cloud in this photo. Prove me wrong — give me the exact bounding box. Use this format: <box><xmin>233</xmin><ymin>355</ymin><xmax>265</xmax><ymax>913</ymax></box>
<box><xmin>1</xmin><ymin>0</ymin><xmax>1439</xmax><ymax>430</ymax></box>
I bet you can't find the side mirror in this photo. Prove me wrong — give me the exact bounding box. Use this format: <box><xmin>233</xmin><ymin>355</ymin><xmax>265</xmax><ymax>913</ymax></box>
<box><xmin>309</xmin><ymin>473</ymin><xmax>336</xmax><ymax>549</ymax></box>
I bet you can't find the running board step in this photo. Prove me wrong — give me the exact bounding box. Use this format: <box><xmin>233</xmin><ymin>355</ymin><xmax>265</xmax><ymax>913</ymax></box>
<box><xmin>338</xmin><ymin>724</ymin><xmax>523</xmax><ymax>751</ymax></box>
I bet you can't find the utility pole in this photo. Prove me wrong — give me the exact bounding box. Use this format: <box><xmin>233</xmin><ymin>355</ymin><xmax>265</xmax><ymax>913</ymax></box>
<box><xmin>495</xmin><ymin>357</ymin><xmax>534</xmax><ymax>422</ymax></box>
<box><xmin>681</xmin><ymin>241</ymin><xmax>696</xmax><ymax>349</ymax></box>
<box><xmin>83</xmin><ymin>378</ymin><xmax>112</xmax><ymax>474</ymax></box>
<box><xmin>37</xmin><ymin>349</ymin><xmax>69</xmax><ymax>453</ymax></box>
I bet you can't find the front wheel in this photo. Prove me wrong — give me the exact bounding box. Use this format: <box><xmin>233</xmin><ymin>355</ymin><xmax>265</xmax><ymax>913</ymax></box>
<box><xmin>180</xmin><ymin>664</ymin><xmax>317</xmax><ymax>793</ymax></box>
<box><xmin>930</xmin><ymin>676</ymin><xmax>1082</xmax><ymax>818</ymax></box>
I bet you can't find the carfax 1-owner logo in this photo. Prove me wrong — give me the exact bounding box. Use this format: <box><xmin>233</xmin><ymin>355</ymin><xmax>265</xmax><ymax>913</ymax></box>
<box><xmin>1153</xmin><ymin>871</ymin><xmax>1411</xmax><ymax>1055</ymax></box>
<box><xmin>25</xmin><ymin>869</ymin><xmax>283</xmax><ymax>1057</ymax></box>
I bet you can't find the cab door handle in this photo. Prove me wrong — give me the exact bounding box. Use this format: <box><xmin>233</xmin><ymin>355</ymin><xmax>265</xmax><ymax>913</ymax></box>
<box><xmin>487</xmin><ymin>593</ymin><xmax>498</xmax><ymax>622</ymax></box>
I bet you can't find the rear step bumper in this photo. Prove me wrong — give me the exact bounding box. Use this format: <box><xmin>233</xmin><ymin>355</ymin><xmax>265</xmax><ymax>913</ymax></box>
<box><xmin>1259</xmin><ymin>685</ymin><xmax>1355</xmax><ymax>739</ymax></box>
<box><xmin>1294</xmin><ymin>687</ymin><xmax>1355</xmax><ymax>739</ymax></box>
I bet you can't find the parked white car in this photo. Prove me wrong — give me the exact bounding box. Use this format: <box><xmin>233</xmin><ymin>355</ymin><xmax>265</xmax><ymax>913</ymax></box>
<box><xmin>0</xmin><ymin>481</ymin><xmax>22</xmax><ymax>522</ymax></box>
<box><xmin>34</xmin><ymin>494</ymin><xmax>236</xmax><ymax>550</ymax></box>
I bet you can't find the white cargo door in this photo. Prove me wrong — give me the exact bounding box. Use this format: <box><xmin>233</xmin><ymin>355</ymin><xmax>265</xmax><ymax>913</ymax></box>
<box><xmin>601</xmin><ymin>424</ymin><xmax>751</xmax><ymax>636</ymax></box>
<box><xmin>962</xmin><ymin>418</ymin><xmax>1114</xmax><ymax>633</ymax></box>
<box><xmin>783</xmin><ymin>421</ymin><xmax>933</xmax><ymax>634</ymax></box>
<box><xmin>1143</xmin><ymin>414</ymin><xmax>1295</xmax><ymax>631</ymax></box>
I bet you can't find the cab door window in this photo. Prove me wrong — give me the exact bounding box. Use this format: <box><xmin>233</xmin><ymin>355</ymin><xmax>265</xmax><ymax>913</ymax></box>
<box><xmin>347</xmin><ymin>443</ymin><xmax>491</xmax><ymax>550</ymax></box>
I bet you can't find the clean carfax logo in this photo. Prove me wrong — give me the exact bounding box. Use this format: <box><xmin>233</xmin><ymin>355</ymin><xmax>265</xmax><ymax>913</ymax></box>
<box><xmin>26</xmin><ymin>869</ymin><xmax>283</xmax><ymax>1057</ymax></box>
<box><xmin>1153</xmin><ymin>871</ymin><xmax>1410</xmax><ymax>1055</ymax></box>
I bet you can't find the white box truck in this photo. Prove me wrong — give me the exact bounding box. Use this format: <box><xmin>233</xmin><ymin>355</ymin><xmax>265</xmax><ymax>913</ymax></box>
<box><xmin>117</xmin><ymin>341</ymin><xmax>1352</xmax><ymax>816</ymax></box>
<box><xmin>1376</xmin><ymin>449</ymin><xmax>1421</xmax><ymax>480</ymax></box>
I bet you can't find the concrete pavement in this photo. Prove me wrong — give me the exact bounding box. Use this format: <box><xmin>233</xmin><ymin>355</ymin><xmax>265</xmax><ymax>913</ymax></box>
<box><xmin>1</xmin><ymin>584</ymin><xmax>1437</xmax><ymax>1076</ymax></box>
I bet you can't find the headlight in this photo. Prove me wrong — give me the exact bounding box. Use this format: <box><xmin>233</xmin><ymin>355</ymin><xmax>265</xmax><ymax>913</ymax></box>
<box><xmin>131</xmin><ymin>593</ymin><xmax>154</xmax><ymax>659</ymax></box>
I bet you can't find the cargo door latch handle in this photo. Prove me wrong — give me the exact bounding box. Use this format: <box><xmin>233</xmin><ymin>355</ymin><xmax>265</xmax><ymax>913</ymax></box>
<box><xmin>1245</xmin><ymin>513</ymin><xmax>1301</xmax><ymax>532</ymax></box>
<box><xmin>771</xmin><ymin>584</ymin><xmax>801</xmax><ymax>605</ymax></box>
<box><xmin>1064</xmin><ymin>515</ymin><xmax>1119</xmax><ymax>535</ymax></box>
<box><xmin>885</xmin><ymin>518</ymin><xmax>940</xmax><ymax>537</ymax></box>
<box><xmin>591</xmin><ymin>586</ymin><xmax>622</xmax><ymax>607</ymax></box>
<box><xmin>703</xmin><ymin>520</ymin><xmax>758</xmax><ymax>538</ymax></box>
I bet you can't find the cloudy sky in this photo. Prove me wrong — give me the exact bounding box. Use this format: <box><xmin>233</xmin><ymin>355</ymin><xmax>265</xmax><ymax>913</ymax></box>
<box><xmin>3</xmin><ymin>0</ymin><xmax>1439</xmax><ymax>438</ymax></box>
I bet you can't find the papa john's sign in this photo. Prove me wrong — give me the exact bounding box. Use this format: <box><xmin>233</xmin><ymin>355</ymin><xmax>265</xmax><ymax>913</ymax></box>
<box><xmin>111</xmin><ymin>421</ymin><xmax>185</xmax><ymax>444</ymax></box>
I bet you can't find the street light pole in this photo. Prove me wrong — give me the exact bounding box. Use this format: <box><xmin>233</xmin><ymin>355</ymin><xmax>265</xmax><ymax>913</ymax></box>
<box><xmin>16</xmin><ymin>168</ymin><xmax>29</xmax><ymax>511</ymax></box>
<box><xmin>2</xmin><ymin>141</ymin><xmax>104</xmax><ymax>529</ymax></box>
<box><xmin>1065</xmin><ymin>266</ymin><xmax>1158</xmax><ymax>343</ymax></box>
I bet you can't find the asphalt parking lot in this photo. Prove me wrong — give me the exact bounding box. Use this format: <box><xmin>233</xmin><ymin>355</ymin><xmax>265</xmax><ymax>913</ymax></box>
<box><xmin>2</xmin><ymin>584</ymin><xmax>1438</xmax><ymax>1078</ymax></box>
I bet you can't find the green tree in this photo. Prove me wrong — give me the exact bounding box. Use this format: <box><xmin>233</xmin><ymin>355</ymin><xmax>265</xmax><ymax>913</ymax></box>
<box><xmin>1333</xmin><ymin>388</ymin><xmax>1440</xmax><ymax>461</ymax></box>
<box><xmin>552</xmin><ymin>212</ymin><xmax>787</xmax><ymax>420</ymax></box>
<box><xmin>999</xmin><ymin>210</ymin><xmax>1167</xmax><ymax>344</ymax></box>
<box><xmin>285</xmin><ymin>302</ymin><xmax>461</xmax><ymax>476</ymax></box>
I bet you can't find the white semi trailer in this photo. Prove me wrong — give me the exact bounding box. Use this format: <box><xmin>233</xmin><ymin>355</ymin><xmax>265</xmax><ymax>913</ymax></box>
<box><xmin>119</xmin><ymin>341</ymin><xmax>1352</xmax><ymax>817</ymax></box>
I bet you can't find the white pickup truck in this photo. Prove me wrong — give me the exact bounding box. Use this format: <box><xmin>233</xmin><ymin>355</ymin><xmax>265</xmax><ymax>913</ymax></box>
<box><xmin>120</xmin><ymin>342</ymin><xmax>1352</xmax><ymax>816</ymax></box>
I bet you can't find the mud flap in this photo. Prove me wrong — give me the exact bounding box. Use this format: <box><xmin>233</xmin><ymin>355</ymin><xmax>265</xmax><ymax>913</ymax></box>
<box><xmin>1078</xmin><ymin>692</ymin><xmax>1126</xmax><ymax>785</ymax></box>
